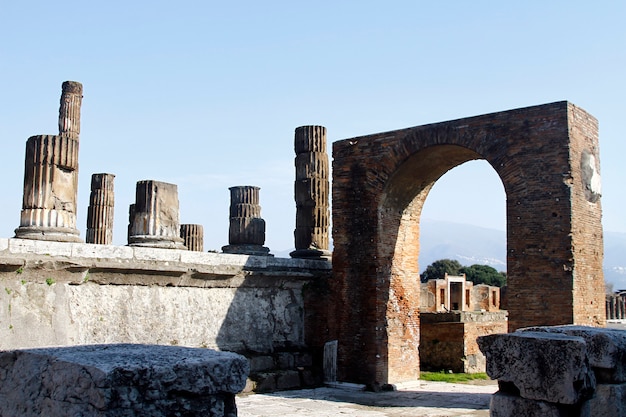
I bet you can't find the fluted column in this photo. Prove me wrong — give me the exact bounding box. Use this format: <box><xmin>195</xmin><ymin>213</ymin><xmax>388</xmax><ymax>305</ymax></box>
<box><xmin>222</xmin><ymin>186</ymin><xmax>271</xmax><ymax>256</ymax></box>
<box><xmin>128</xmin><ymin>180</ymin><xmax>186</xmax><ymax>249</ymax></box>
<box><xmin>15</xmin><ymin>81</ymin><xmax>83</xmax><ymax>242</ymax></box>
<box><xmin>290</xmin><ymin>125</ymin><xmax>331</xmax><ymax>259</ymax></box>
<box><xmin>86</xmin><ymin>173</ymin><xmax>115</xmax><ymax>244</ymax></box>
<box><xmin>58</xmin><ymin>81</ymin><xmax>83</xmax><ymax>140</ymax></box>
<box><xmin>180</xmin><ymin>224</ymin><xmax>204</xmax><ymax>252</ymax></box>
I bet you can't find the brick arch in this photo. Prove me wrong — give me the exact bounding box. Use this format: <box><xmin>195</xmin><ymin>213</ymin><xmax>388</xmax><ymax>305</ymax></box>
<box><xmin>329</xmin><ymin>101</ymin><xmax>604</xmax><ymax>385</ymax></box>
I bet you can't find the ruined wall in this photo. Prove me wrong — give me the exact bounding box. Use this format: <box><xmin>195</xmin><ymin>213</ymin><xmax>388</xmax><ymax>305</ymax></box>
<box><xmin>0</xmin><ymin>238</ymin><xmax>330</xmax><ymax>353</ymax></box>
<box><xmin>420</xmin><ymin>311</ymin><xmax>508</xmax><ymax>373</ymax></box>
<box><xmin>331</xmin><ymin>101</ymin><xmax>604</xmax><ymax>385</ymax></box>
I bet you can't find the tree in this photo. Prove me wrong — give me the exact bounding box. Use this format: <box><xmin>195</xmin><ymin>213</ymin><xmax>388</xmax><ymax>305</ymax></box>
<box><xmin>461</xmin><ymin>264</ymin><xmax>507</xmax><ymax>287</ymax></box>
<box><xmin>420</xmin><ymin>259</ymin><xmax>462</xmax><ymax>283</ymax></box>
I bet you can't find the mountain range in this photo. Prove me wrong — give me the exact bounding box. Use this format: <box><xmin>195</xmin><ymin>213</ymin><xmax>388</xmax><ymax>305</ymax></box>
<box><xmin>419</xmin><ymin>219</ymin><xmax>626</xmax><ymax>291</ymax></box>
<box><xmin>276</xmin><ymin>219</ymin><xmax>626</xmax><ymax>290</ymax></box>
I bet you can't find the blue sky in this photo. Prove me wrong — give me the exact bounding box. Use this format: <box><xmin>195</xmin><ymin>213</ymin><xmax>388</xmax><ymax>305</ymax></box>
<box><xmin>1</xmin><ymin>1</ymin><xmax>624</xmax><ymax>252</ymax></box>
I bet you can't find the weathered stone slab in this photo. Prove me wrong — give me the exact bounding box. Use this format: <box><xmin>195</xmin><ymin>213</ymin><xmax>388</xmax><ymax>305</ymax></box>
<box><xmin>520</xmin><ymin>325</ymin><xmax>626</xmax><ymax>383</ymax></box>
<box><xmin>0</xmin><ymin>344</ymin><xmax>249</xmax><ymax>417</ymax></box>
<box><xmin>478</xmin><ymin>331</ymin><xmax>595</xmax><ymax>404</ymax></box>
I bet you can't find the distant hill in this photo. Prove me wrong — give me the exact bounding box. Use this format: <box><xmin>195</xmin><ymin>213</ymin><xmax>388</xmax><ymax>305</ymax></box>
<box><xmin>419</xmin><ymin>219</ymin><xmax>506</xmax><ymax>272</ymax></box>
<box><xmin>604</xmin><ymin>231</ymin><xmax>626</xmax><ymax>290</ymax></box>
<box><xmin>274</xmin><ymin>219</ymin><xmax>626</xmax><ymax>289</ymax></box>
<box><xmin>419</xmin><ymin>219</ymin><xmax>626</xmax><ymax>290</ymax></box>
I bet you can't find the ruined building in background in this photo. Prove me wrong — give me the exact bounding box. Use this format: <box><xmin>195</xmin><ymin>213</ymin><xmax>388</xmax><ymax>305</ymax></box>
<box><xmin>420</xmin><ymin>273</ymin><xmax>501</xmax><ymax>313</ymax></box>
<box><xmin>222</xmin><ymin>186</ymin><xmax>271</xmax><ymax>256</ymax></box>
<box><xmin>291</xmin><ymin>126</ymin><xmax>331</xmax><ymax>260</ymax></box>
<box><xmin>15</xmin><ymin>81</ymin><xmax>83</xmax><ymax>242</ymax></box>
<box><xmin>418</xmin><ymin>273</ymin><xmax>507</xmax><ymax>373</ymax></box>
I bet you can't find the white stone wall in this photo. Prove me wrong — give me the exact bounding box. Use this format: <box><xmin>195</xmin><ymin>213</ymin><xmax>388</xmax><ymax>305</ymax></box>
<box><xmin>0</xmin><ymin>238</ymin><xmax>330</xmax><ymax>353</ymax></box>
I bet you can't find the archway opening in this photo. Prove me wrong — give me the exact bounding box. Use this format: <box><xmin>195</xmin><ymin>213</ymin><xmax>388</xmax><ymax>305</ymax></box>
<box><xmin>419</xmin><ymin>160</ymin><xmax>506</xmax><ymax>277</ymax></box>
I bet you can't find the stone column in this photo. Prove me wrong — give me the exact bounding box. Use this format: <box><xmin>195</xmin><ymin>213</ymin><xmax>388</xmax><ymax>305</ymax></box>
<box><xmin>128</xmin><ymin>180</ymin><xmax>186</xmax><ymax>249</ymax></box>
<box><xmin>58</xmin><ymin>81</ymin><xmax>83</xmax><ymax>139</ymax></box>
<box><xmin>86</xmin><ymin>173</ymin><xmax>115</xmax><ymax>244</ymax></box>
<box><xmin>222</xmin><ymin>186</ymin><xmax>271</xmax><ymax>256</ymax></box>
<box><xmin>180</xmin><ymin>224</ymin><xmax>204</xmax><ymax>252</ymax></box>
<box><xmin>290</xmin><ymin>125</ymin><xmax>331</xmax><ymax>259</ymax></box>
<box><xmin>127</xmin><ymin>204</ymin><xmax>135</xmax><ymax>245</ymax></box>
<box><xmin>15</xmin><ymin>81</ymin><xmax>83</xmax><ymax>242</ymax></box>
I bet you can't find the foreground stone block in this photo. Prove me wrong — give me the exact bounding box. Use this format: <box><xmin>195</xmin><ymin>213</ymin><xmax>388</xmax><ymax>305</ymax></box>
<box><xmin>490</xmin><ymin>391</ymin><xmax>577</xmax><ymax>417</ymax></box>
<box><xmin>478</xmin><ymin>331</ymin><xmax>595</xmax><ymax>404</ymax></box>
<box><xmin>0</xmin><ymin>344</ymin><xmax>249</xmax><ymax>417</ymax></box>
<box><xmin>520</xmin><ymin>325</ymin><xmax>626</xmax><ymax>383</ymax></box>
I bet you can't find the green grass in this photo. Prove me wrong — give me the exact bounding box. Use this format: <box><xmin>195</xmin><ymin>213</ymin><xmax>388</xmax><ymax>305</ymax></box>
<box><xmin>420</xmin><ymin>371</ymin><xmax>489</xmax><ymax>383</ymax></box>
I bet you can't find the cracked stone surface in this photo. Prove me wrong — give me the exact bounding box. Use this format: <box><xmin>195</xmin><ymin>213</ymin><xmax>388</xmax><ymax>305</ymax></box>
<box><xmin>0</xmin><ymin>344</ymin><xmax>249</xmax><ymax>416</ymax></box>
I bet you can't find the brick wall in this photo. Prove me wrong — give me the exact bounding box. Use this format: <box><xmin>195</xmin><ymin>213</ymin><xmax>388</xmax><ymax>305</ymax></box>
<box><xmin>330</xmin><ymin>101</ymin><xmax>605</xmax><ymax>385</ymax></box>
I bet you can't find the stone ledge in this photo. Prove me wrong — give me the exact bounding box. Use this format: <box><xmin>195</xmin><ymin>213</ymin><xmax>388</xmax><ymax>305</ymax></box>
<box><xmin>420</xmin><ymin>311</ymin><xmax>508</xmax><ymax>323</ymax></box>
<box><xmin>0</xmin><ymin>238</ymin><xmax>331</xmax><ymax>287</ymax></box>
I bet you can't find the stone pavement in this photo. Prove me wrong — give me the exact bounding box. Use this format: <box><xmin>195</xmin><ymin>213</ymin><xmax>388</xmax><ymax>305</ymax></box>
<box><xmin>237</xmin><ymin>380</ymin><xmax>498</xmax><ymax>417</ymax></box>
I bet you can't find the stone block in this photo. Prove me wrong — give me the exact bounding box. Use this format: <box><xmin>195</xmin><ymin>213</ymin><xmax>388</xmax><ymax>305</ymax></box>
<box><xmin>252</xmin><ymin>373</ymin><xmax>277</xmax><ymax>393</ymax></box>
<box><xmin>0</xmin><ymin>344</ymin><xmax>249</xmax><ymax>417</ymax></box>
<box><xmin>71</xmin><ymin>243</ymin><xmax>134</xmax><ymax>260</ymax></box>
<box><xmin>586</xmin><ymin>382</ymin><xmax>626</xmax><ymax>417</ymax></box>
<box><xmin>294</xmin><ymin>352</ymin><xmax>313</xmax><ymax>368</ymax></box>
<box><xmin>249</xmin><ymin>355</ymin><xmax>275</xmax><ymax>372</ymax></box>
<box><xmin>490</xmin><ymin>391</ymin><xmax>583</xmax><ymax>417</ymax></box>
<box><xmin>277</xmin><ymin>352</ymin><xmax>295</xmax><ymax>369</ymax></box>
<box><xmin>300</xmin><ymin>369</ymin><xmax>318</xmax><ymax>387</ymax></box>
<box><xmin>132</xmin><ymin>246</ymin><xmax>183</xmax><ymax>262</ymax></box>
<box><xmin>520</xmin><ymin>325</ymin><xmax>626</xmax><ymax>383</ymax></box>
<box><xmin>9</xmin><ymin>238</ymin><xmax>73</xmax><ymax>257</ymax></box>
<box><xmin>276</xmin><ymin>370</ymin><xmax>301</xmax><ymax>390</ymax></box>
<box><xmin>478</xmin><ymin>331</ymin><xmax>595</xmax><ymax>404</ymax></box>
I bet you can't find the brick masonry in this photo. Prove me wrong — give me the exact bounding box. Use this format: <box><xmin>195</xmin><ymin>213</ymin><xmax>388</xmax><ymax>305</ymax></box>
<box><xmin>330</xmin><ymin>101</ymin><xmax>604</xmax><ymax>385</ymax></box>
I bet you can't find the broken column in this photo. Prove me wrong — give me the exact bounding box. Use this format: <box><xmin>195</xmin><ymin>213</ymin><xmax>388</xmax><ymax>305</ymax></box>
<box><xmin>290</xmin><ymin>125</ymin><xmax>331</xmax><ymax>259</ymax></box>
<box><xmin>222</xmin><ymin>186</ymin><xmax>271</xmax><ymax>256</ymax></box>
<box><xmin>181</xmin><ymin>224</ymin><xmax>204</xmax><ymax>252</ymax></box>
<box><xmin>128</xmin><ymin>180</ymin><xmax>186</xmax><ymax>249</ymax></box>
<box><xmin>86</xmin><ymin>173</ymin><xmax>115</xmax><ymax>244</ymax></box>
<box><xmin>15</xmin><ymin>81</ymin><xmax>83</xmax><ymax>242</ymax></box>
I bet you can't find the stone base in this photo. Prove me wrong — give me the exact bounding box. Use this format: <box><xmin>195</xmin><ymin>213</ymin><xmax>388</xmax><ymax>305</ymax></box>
<box><xmin>222</xmin><ymin>244</ymin><xmax>272</xmax><ymax>256</ymax></box>
<box><xmin>290</xmin><ymin>248</ymin><xmax>332</xmax><ymax>260</ymax></box>
<box><xmin>14</xmin><ymin>226</ymin><xmax>83</xmax><ymax>243</ymax></box>
<box><xmin>0</xmin><ymin>344</ymin><xmax>249</xmax><ymax>417</ymax></box>
<box><xmin>128</xmin><ymin>235</ymin><xmax>187</xmax><ymax>249</ymax></box>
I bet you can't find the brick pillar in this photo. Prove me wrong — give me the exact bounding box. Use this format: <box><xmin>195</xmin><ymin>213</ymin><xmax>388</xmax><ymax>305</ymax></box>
<box><xmin>180</xmin><ymin>224</ymin><xmax>204</xmax><ymax>252</ymax></box>
<box><xmin>15</xmin><ymin>81</ymin><xmax>83</xmax><ymax>242</ymax></box>
<box><xmin>86</xmin><ymin>173</ymin><xmax>115</xmax><ymax>244</ymax></box>
<box><xmin>290</xmin><ymin>126</ymin><xmax>331</xmax><ymax>259</ymax></box>
<box><xmin>222</xmin><ymin>186</ymin><xmax>271</xmax><ymax>256</ymax></box>
<box><xmin>128</xmin><ymin>180</ymin><xmax>186</xmax><ymax>249</ymax></box>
